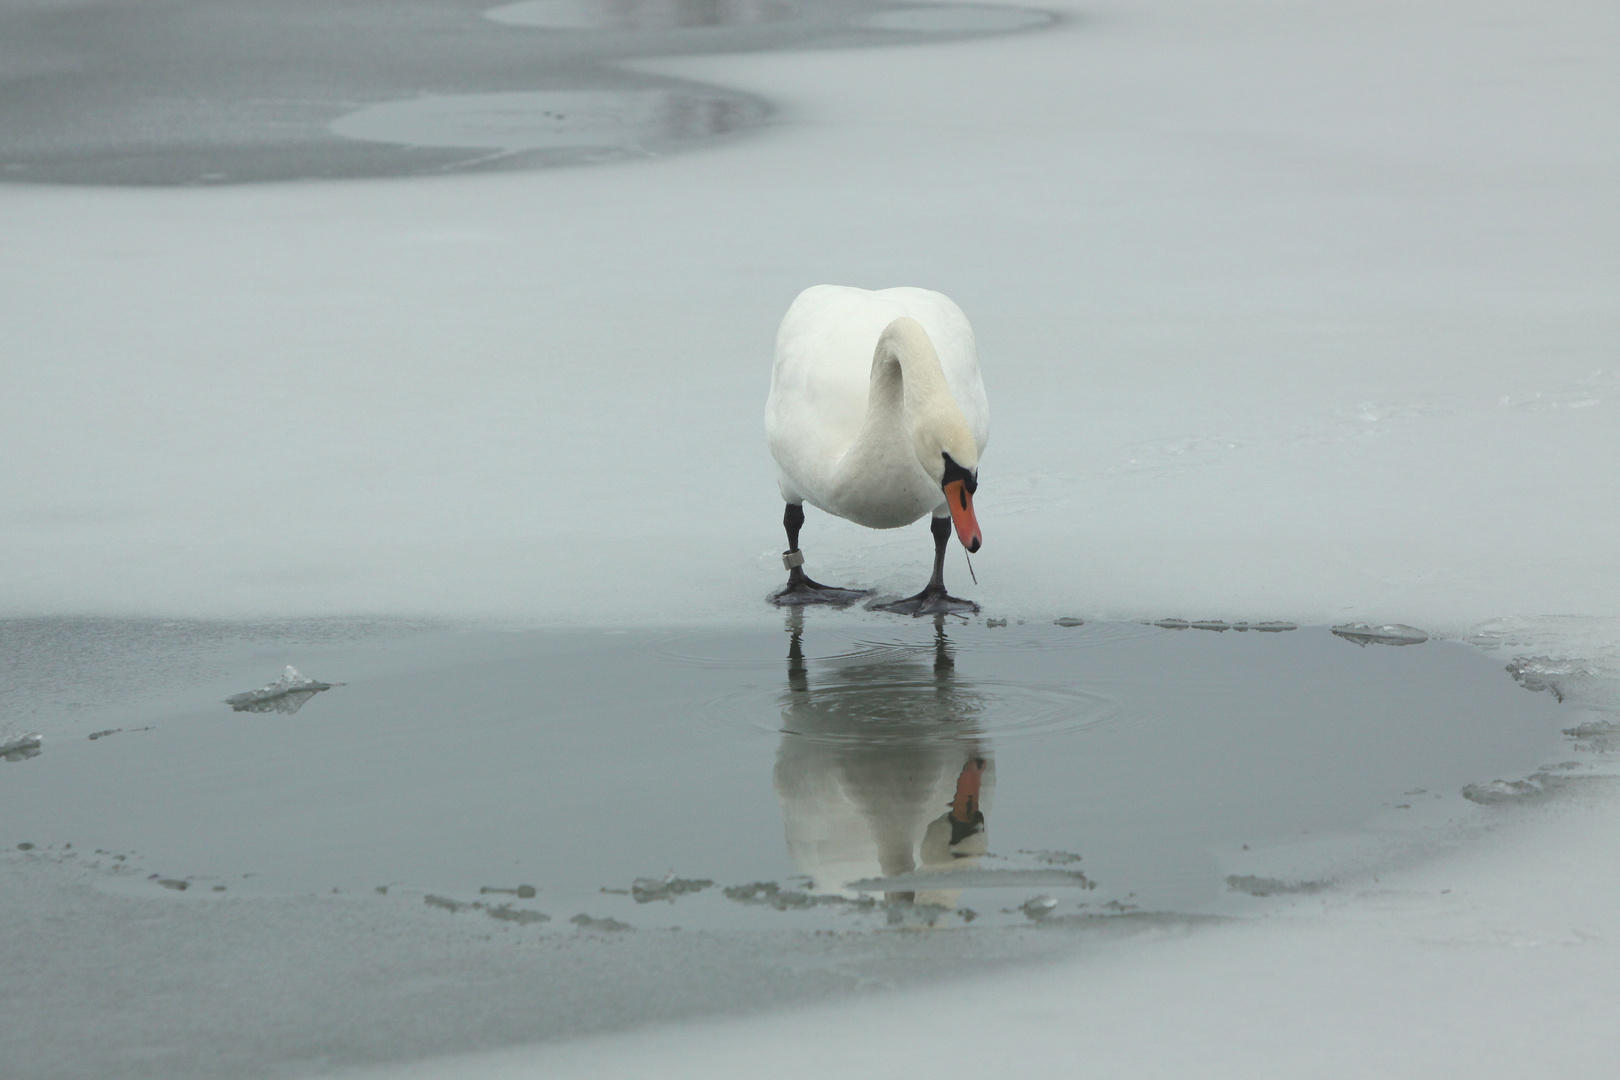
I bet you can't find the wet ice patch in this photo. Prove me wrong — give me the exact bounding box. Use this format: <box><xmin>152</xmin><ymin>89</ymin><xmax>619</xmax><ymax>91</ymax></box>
<box><xmin>225</xmin><ymin>666</ymin><xmax>334</xmax><ymax>715</ymax></box>
<box><xmin>485</xmin><ymin>0</ymin><xmax>791</xmax><ymax>31</ymax></box>
<box><xmin>5</xmin><ymin>0</ymin><xmax>1057</xmax><ymax>184</ymax></box>
<box><xmin>329</xmin><ymin>88</ymin><xmax>762</xmax><ymax>161</ymax></box>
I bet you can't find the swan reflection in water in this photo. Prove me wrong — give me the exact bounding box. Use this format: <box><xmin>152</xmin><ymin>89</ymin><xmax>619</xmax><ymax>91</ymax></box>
<box><xmin>773</xmin><ymin>614</ymin><xmax>993</xmax><ymax>911</ymax></box>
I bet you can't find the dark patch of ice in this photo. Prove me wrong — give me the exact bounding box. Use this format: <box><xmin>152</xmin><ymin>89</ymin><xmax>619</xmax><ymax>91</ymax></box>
<box><xmin>1053</xmin><ymin>617</ymin><xmax>1084</xmax><ymax>627</ymax></box>
<box><xmin>1225</xmin><ymin>875</ymin><xmax>1328</xmax><ymax>897</ymax></box>
<box><xmin>1019</xmin><ymin>849</ymin><xmax>1083</xmax><ymax>865</ymax></box>
<box><xmin>480</xmin><ymin>884</ymin><xmax>539</xmax><ymax>899</ymax></box>
<box><xmin>88</xmin><ymin>726</ymin><xmax>153</xmax><ymax>741</ymax></box>
<box><xmin>424</xmin><ymin>894</ymin><xmax>469</xmax><ymax>913</ymax></box>
<box><xmin>630</xmin><ymin>876</ymin><xmax>714</xmax><ymax>903</ymax></box>
<box><xmin>485</xmin><ymin>904</ymin><xmax>549</xmax><ymax>925</ymax></box>
<box><xmin>570</xmin><ymin>913</ymin><xmax>633</xmax><ymax>932</ymax></box>
<box><xmin>846</xmin><ymin>868</ymin><xmax>1094</xmax><ymax>891</ymax></box>
<box><xmin>0</xmin><ymin>0</ymin><xmax>1057</xmax><ymax>186</ymax></box>
<box><xmin>885</xmin><ymin>901</ymin><xmax>951</xmax><ymax>927</ymax></box>
<box><xmin>722</xmin><ymin>881</ymin><xmax>871</xmax><ymax>911</ymax></box>
<box><xmin>1</xmin><ymin>733</ymin><xmax>42</xmax><ymax>762</ymax></box>
<box><xmin>1462</xmin><ymin>777</ymin><xmax>1553</xmax><ymax>805</ymax></box>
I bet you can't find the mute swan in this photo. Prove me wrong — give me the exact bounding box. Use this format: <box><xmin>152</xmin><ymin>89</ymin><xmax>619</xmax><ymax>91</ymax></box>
<box><xmin>765</xmin><ymin>285</ymin><xmax>988</xmax><ymax>615</ymax></box>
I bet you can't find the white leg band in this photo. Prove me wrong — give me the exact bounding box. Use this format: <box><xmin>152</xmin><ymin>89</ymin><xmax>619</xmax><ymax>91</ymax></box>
<box><xmin>782</xmin><ymin>549</ymin><xmax>805</xmax><ymax>570</ymax></box>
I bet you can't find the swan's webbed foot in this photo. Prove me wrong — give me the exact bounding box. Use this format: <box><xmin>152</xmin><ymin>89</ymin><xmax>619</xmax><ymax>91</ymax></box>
<box><xmin>771</xmin><ymin>580</ymin><xmax>874</xmax><ymax>606</ymax></box>
<box><xmin>869</xmin><ymin>583</ymin><xmax>979</xmax><ymax>617</ymax></box>
<box><xmin>769</xmin><ymin>509</ymin><xmax>872</xmax><ymax>607</ymax></box>
<box><xmin>771</xmin><ymin>575</ymin><xmax>873</xmax><ymax>607</ymax></box>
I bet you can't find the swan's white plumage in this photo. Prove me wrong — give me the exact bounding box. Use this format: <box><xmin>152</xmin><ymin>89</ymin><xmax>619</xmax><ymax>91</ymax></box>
<box><xmin>765</xmin><ymin>285</ymin><xmax>988</xmax><ymax>529</ymax></box>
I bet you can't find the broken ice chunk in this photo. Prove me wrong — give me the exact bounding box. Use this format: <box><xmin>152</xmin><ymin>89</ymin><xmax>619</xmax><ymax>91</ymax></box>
<box><xmin>225</xmin><ymin>666</ymin><xmax>335</xmax><ymax>715</ymax></box>
<box><xmin>1</xmin><ymin>732</ymin><xmax>42</xmax><ymax>762</ymax></box>
<box><xmin>1019</xmin><ymin>895</ymin><xmax>1059</xmax><ymax>920</ymax></box>
<box><xmin>630</xmin><ymin>875</ymin><xmax>714</xmax><ymax>904</ymax></box>
<box><xmin>1331</xmin><ymin>623</ymin><xmax>1429</xmax><ymax>646</ymax></box>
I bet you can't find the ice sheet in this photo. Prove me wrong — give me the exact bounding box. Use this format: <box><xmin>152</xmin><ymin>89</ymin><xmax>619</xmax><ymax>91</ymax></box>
<box><xmin>1</xmin><ymin>2</ymin><xmax>1615</xmax><ymax>639</ymax></box>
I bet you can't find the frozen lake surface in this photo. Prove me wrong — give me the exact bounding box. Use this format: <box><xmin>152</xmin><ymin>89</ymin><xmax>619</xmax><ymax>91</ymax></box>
<box><xmin>1</xmin><ymin>612</ymin><xmax>1592</xmax><ymax>1076</ymax></box>
<box><xmin>2</xmin><ymin>0</ymin><xmax>1616</xmax><ymax>1074</ymax></box>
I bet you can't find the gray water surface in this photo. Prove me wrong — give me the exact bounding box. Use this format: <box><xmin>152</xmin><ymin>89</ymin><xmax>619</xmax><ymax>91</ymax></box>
<box><xmin>2</xmin><ymin>615</ymin><xmax>1577</xmax><ymax>927</ymax></box>
<box><xmin>0</xmin><ymin>612</ymin><xmax>1585</xmax><ymax>1078</ymax></box>
<box><xmin>0</xmin><ymin>0</ymin><xmax>1057</xmax><ymax>184</ymax></box>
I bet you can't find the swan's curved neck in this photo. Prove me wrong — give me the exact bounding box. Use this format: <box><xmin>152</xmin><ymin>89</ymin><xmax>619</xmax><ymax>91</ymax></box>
<box><xmin>825</xmin><ymin>317</ymin><xmax>970</xmax><ymax>521</ymax></box>
<box><xmin>855</xmin><ymin>317</ymin><xmax>956</xmax><ymax>458</ymax></box>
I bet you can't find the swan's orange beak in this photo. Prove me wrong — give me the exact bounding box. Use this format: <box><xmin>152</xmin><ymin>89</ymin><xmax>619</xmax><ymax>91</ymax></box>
<box><xmin>944</xmin><ymin>480</ymin><xmax>981</xmax><ymax>553</ymax></box>
<box><xmin>952</xmin><ymin>757</ymin><xmax>986</xmax><ymax>823</ymax></box>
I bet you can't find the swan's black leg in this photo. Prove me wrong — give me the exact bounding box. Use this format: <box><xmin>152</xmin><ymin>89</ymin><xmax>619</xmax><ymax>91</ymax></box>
<box><xmin>769</xmin><ymin>503</ymin><xmax>873</xmax><ymax>606</ymax></box>
<box><xmin>870</xmin><ymin>515</ymin><xmax>979</xmax><ymax>616</ymax></box>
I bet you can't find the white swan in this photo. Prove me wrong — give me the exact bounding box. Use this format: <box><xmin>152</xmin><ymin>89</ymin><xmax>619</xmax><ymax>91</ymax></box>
<box><xmin>764</xmin><ymin>285</ymin><xmax>989</xmax><ymax>615</ymax></box>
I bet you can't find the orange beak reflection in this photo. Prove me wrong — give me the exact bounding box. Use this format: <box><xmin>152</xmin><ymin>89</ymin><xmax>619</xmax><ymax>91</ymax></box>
<box><xmin>943</xmin><ymin>479</ymin><xmax>982</xmax><ymax>553</ymax></box>
<box><xmin>951</xmin><ymin>757</ymin><xmax>986</xmax><ymax>823</ymax></box>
